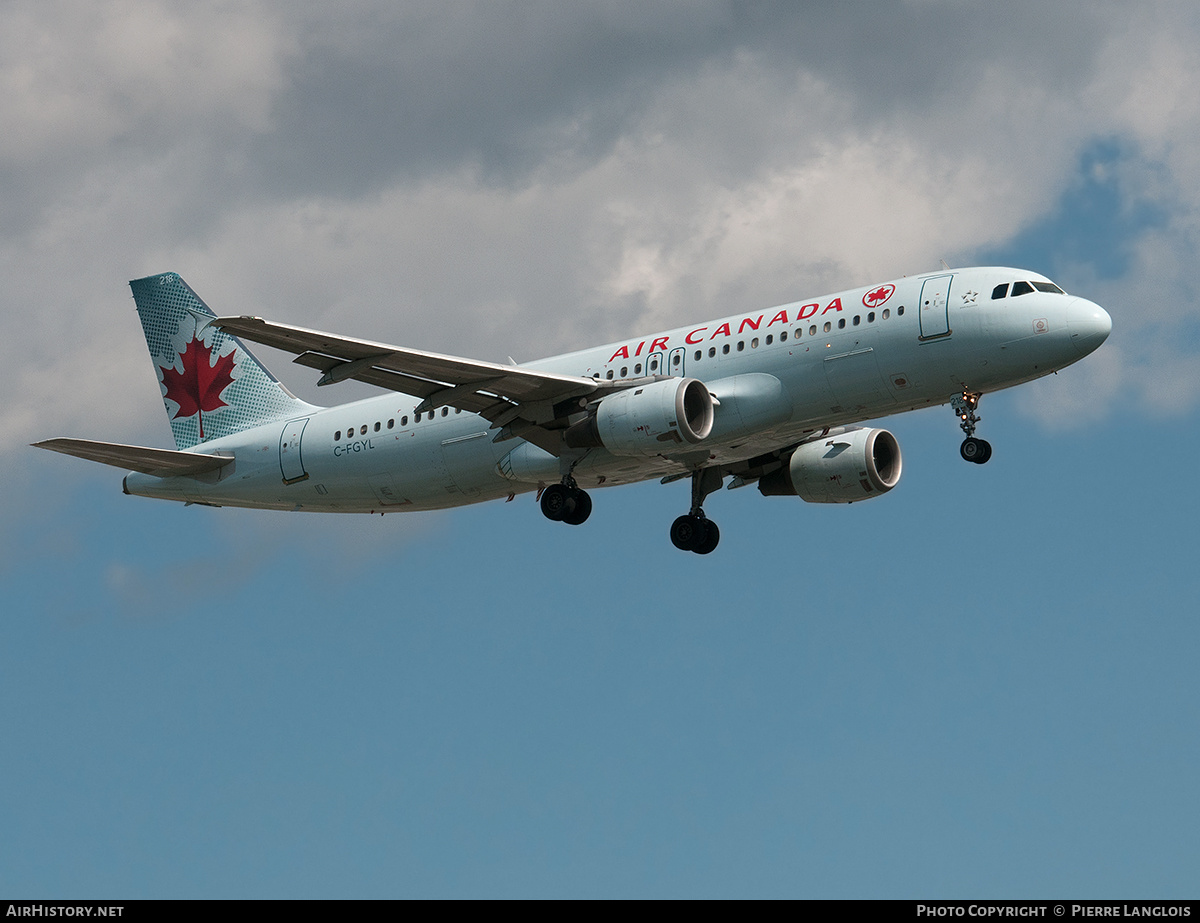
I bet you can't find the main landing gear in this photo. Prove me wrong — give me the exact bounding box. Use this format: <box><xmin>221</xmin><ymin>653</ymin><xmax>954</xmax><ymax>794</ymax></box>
<box><xmin>952</xmin><ymin>391</ymin><xmax>992</xmax><ymax>464</ymax></box>
<box><xmin>670</xmin><ymin>467</ymin><xmax>722</xmax><ymax>555</ymax></box>
<box><xmin>540</xmin><ymin>478</ymin><xmax>592</xmax><ymax>525</ymax></box>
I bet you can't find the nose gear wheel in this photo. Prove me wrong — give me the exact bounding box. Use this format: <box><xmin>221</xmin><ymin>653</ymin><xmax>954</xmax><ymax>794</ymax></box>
<box><xmin>951</xmin><ymin>391</ymin><xmax>992</xmax><ymax>465</ymax></box>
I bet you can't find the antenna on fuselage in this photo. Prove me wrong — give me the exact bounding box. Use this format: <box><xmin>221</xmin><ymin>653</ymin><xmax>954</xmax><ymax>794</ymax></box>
<box><xmin>939</xmin><ymin>259</ymin><xmax>952</xmax><ymax>270</ymax></box>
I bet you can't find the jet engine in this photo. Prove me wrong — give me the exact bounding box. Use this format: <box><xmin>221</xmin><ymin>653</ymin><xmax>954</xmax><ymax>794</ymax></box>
<box><xmin>565</xmin><ymin>377</ymin><xmax>714</xmax><ymax>456</ymax></box>
<box><xmin>758</xmin><ymin>427</ymin><xmax>902</xmax><ymax>503</ymax></box>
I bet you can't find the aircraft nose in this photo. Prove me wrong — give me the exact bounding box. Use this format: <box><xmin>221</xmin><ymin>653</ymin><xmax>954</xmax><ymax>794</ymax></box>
<box><xmin>1067</xmin><ymin>297</ymin><xmax>1112</xmax><ymax>357</ymax></box>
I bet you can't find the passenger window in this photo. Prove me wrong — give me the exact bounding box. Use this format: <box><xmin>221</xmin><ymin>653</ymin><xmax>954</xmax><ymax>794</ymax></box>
<box><xmin>606</xmin><ymin>370</ymin><xmax>614</xmax><ymax>379</ymax></box>
<box><xmin>694</xmin><ymin>350</ymin><xmax>701</xmax><ymax>361</ymax></box>
<box><xmin>455</xmin><ymin>408</ymin><xmax>461</xmax><ymax>414</ymax></box>
<box><xmin>737</xmin><ymin>341</ymin><xmax>745</xmax><ymax>351</ymax></box>
<box><xmin>992</xmin><ymin>283</ymin><xmax>1009</xmax><ymax>299</ymax></box>
<box><xmin>374</xmin><ymin>422</ymin><xmax>381</xmax><ymax>432</ymax></box>
<box><xmin>709</xmin><ymin>347</ymin><xmax>716</xmax><ymax>357</ymax></box>
<box><xmin>722</xmin><ymin>344</ymin><xmax>730</xmax><ymax>354</ymax></box>
<box><xmin>334</xmin><ymin>430</ymin><xmax>341</xmax><ymax>441</ymax></box>
<box><xmin>401</xmin><ymin>416</ymin><xmax>408</xmax><ymax>426</ymax></box>
<box><xmin>360</xmin><ymin>425</ymin><xmax>367</xmax><ymax>435</ymax></box>
<box><xmin>442</xmin><ymin>407</ymin><xmax>449</xmax><ymax>417</ymax></box>
<box><xmin>868</xmin><ymin>312</ymin><xmax>875</xmax><ymax>322</ymax></box>
<box><xmin>750</xmin><ymin>337</ymin><xmax>758</xmax><ymax>348</ymax></box>
<box><xmin>823</xmin><ymin>321</ymin><xmax>831</xmax><ymax>333</ymax></box>
<box><xmin>620</xmin><ymin>367</ymin><xmax>628</xmax><ymax>377</ymax></box>
<box><xmin>852</xmin><ymin>316</ymin><xmax>860</xmax><ymax>326</ymax></box>
<box><xmin>780</xmin><ymin>331</ymin><xmax>787</xmax><ymax>342</ymax></box>
<box><xmin>634</xmin><ymin>363</ymin><xmax>642</xmax><ymax>374</ymax></box>
<box><xmin>765</xmin><ymin>335</ymin><xmax>773</xmax><ymax>345</ymax></box>
<box><xmin>838</xmin><ymin>319</ymin><xmax>845</xmax><ymax>329</ymax></box>
<box><xmin>898</xmin><ymin>306</ymin><xmax>905</xmax><ymax>315</ymax></box>
<box><xmin>882</xmin><ymin>309</ymin><xmax>890</xmax><ymax>320</ymax></box>
<box><xmin>672</xmin><ymin>354</ymin><xmax>681</xmax><ymax>367</ymax></box>
<box><xmin>387</xmin><ymin>419</ymin><xmax>394</xmax><ymax>429</ymax></box>
<box><xmin>809</xmin><ymin>325</ymin><xmax>817</xmax><ymax>336</ymax></box>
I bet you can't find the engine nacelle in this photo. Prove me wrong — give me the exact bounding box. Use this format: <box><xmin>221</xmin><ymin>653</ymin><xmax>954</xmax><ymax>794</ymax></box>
<box><xmin>758</xmin><ymin>427</ymin><xmax>902</xmax><ymax>503</ymax></box>
<box><xmin>565</xmin><ymin>377</ymin><xmax>714</xmax><ymax>456</ymax></box>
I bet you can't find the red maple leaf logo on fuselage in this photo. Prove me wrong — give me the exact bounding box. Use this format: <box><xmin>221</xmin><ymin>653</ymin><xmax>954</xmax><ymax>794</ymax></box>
<box><xmin>160</xmin><ymin>335</ymin><xmax>236</xmax><ymax>440</ymax></box>
<box><xmin>863</xmin><ymin>284</ymin><xmax>895</xmax><ymax>308</ymax></box>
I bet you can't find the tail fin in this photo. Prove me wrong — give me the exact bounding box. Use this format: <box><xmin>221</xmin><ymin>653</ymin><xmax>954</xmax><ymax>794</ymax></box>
<box><xmin>130</xmin><ymin>273</ymin><xmax>317</xmax><ymax>449</ymax></box>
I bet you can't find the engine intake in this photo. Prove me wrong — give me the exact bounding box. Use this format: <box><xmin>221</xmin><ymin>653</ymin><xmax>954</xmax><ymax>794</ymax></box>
<box><xmin>565</xmin><ymin>377</ymin><xmax>714</xmax><ymax>456</ymax></box>
<box><xmin>758</xmin><ymin>427</ymin><xmax>902</xmax><ymax>503</ymax></box>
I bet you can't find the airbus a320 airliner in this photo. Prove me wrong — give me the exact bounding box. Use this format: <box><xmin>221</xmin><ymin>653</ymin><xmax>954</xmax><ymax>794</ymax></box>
<box><xmin>36</xmin><ymin>267</ymin><xmax>1111</xmax><ymax>553</ymax></box>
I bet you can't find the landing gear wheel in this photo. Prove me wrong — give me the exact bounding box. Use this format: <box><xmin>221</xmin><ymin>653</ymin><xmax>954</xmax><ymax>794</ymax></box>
<box><xmin>670</xmin><ymin>468</ymin><xmax>725</xmax><ymax>553</ymax></box>
<box><xmin>693</xmin><ymin>519</ymin><xmax>720</xmax><ymax>555</ymax></box>
<box><xmin>561</xmin><ymin>488</ymin><xmax>592</xmax><ymax>525</ymax></box>
<box><xmin>540</xmin><ymin>483</ymin><xmax>570</xmax><ymax>521</ymax></box>
<box><xmin>670</xmin><ymin>514</ymin><xmax>719</xmax><ymax>553</ymax></box>
<box><xmin>670</xmin><ymin>514</ymin><xmax>707</xmax><ymax>551</ymax></box>
<box><xmin>960</xmin><ymin>437</ymin><xmax>992</xmax><ymax>465</ymax></box>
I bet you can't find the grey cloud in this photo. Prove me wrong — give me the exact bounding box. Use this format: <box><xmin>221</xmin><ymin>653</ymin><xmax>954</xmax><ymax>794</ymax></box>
<box><xmin>0</xmin><ymin>1</ymin><xmax>1147</xmax><ymax>226</ymax></box>
<box><xmin>5</xmin><ymin>0</ymin><xmax>1200</xmax><ymax>462</ymax></box>
<box><xmin>247</xmin><ymin>1</ymin><xmax>1116</xmax><ymax>198</ymax></box>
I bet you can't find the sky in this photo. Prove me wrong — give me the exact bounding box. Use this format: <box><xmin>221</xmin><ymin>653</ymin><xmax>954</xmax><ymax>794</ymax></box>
<box><xmin>2</xmin><ymin>1</ymin><xmax>1199</xmax><ymax>899</ymax></box>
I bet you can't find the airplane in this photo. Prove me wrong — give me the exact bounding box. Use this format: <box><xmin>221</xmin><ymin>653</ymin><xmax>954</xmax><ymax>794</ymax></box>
<box><xmin>34</xmin><ymin>267</ymin><xmax>1111</xmax><ymax>553</ymax></box>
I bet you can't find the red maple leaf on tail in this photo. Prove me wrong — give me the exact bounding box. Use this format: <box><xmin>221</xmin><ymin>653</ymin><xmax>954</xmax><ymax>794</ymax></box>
<box><xmin>160</xmin><ymin>336</ymin><xmax>236</xmax><ymax>439</ymax></box>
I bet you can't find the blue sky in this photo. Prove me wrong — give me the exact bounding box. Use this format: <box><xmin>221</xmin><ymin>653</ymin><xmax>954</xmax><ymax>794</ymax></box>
<box><xmin>3</xmin><ymin>2</ymin><xmax>1199</xmax><ymax>898</ymax></box>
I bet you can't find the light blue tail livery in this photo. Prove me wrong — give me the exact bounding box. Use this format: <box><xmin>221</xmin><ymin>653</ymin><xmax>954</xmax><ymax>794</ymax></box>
<box><xmin>130</xmin><ymin>273</ymin><xmax>316</xmax><ymax>450</ymax></box>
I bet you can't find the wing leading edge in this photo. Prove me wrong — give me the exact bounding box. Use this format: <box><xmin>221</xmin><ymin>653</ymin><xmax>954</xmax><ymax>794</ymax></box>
<box><xmin>213</xmin><ymin>315</ymin><xmax>632</xmax><ymax>454</ymax></box>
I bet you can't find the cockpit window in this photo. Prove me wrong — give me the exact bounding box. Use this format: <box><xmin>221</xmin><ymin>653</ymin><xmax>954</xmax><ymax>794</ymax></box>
<box><xmin>1032</xmin><ymin>281</ymin><xmax>1065</xmax><ymax>294</ymax></box>
<box><xmin>992</xmin><ymin>283</ymin><xmax>1009</xmax><ymax>299</ymax></box>
<box><xmin>1010</xmin><ymin>280</ymin><xmax>1034</xmax><ymax>297</ymax></box>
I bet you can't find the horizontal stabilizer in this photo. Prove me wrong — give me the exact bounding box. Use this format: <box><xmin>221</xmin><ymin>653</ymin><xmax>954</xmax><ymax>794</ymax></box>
<box><xmin>33</xmin><ymin>438</ymin><xmax>232</xmax><ymax>477</ymax></box>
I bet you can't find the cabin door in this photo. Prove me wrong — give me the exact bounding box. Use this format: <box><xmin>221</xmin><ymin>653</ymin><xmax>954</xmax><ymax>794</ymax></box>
<box><xmin>279</xmin><ymin>417</ymin><xmax>310</xmax><ymax>484</ymax></box>
<box><xmin>918</xmin><ymin>274</ymin><xmax>953</xmax><ymax>339</ymax></box>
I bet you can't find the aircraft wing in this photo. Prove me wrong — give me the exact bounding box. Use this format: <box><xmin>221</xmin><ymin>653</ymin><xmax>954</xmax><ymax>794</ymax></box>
<box><xmin>33</xmin><ymin>438</ymin><xmax>232</xmax><ymax>477</ymax></box>
<box><xmin>214</xmin><ymin>315</ymin><xmax>611</xmax><ymax>452</ymax></box>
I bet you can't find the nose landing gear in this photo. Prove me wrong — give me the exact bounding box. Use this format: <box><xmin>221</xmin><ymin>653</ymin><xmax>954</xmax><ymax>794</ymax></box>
<box><xmin>952</xmin><ymin>391</ymin><xmax>992</xmax><ymax>464</ymax></box>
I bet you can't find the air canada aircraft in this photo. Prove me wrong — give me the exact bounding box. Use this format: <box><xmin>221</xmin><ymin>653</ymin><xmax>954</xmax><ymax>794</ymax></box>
<box><xmin>36</xmin><ymin>267</ymin><xmax>1111</xmax><ymax>553</ymax></box>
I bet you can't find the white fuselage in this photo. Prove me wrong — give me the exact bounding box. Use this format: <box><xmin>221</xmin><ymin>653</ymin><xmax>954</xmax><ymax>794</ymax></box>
<box><xmin>123</xmin><ymin>266</ymin><xmax>1112</xmax><ymax>512</ymax></box>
